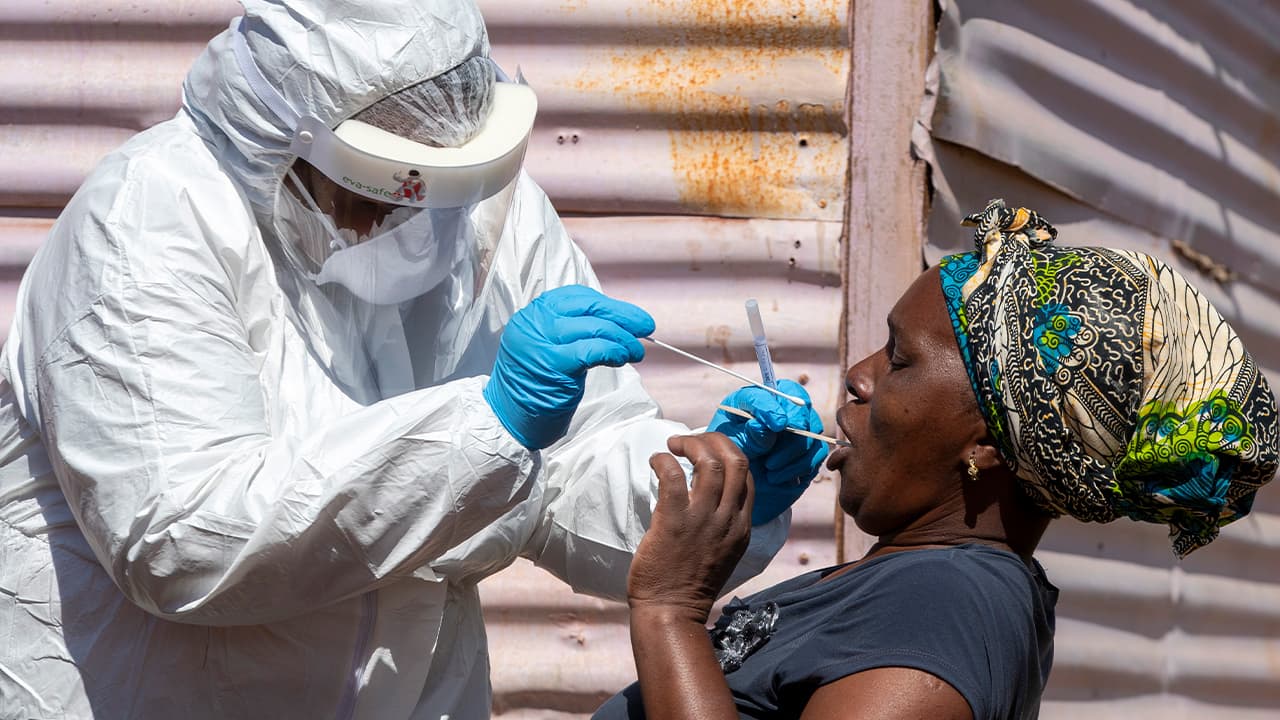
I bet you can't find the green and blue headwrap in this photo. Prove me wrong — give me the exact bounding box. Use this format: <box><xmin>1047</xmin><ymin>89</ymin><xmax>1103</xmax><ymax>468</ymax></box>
<box><xmin>940</xmin><ymin>199</ymin><xmax>1278</xmax><ymax>557</ymax></box>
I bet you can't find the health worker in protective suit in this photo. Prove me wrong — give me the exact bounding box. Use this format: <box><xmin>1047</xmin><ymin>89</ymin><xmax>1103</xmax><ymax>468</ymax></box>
<box><xmin>0</xmin><ymin>1</ymin><xmax>829</xmax><ymax>719</ymax></box>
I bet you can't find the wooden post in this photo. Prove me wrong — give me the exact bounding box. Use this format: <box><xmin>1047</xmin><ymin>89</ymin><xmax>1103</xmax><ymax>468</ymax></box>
<box><xmin>836</xmin><ymin>0</ymin><xmax>934</xmax><ymax>563</ymax></box>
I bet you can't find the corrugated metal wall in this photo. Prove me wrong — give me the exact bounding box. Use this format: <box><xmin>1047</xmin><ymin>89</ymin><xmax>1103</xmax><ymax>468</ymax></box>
<box><xmin>0</xmin><ymin>1</ymin><xmax>854</xmax><ymax>716</ymax></box>
<box><xmin>916</xmin><ymin>1</ymin><xmax>1280</xmax><ymax>717</ymax></box>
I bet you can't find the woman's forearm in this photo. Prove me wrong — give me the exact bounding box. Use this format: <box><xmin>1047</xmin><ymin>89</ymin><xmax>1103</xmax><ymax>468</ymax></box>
<box><xmin>630</xmin><ymin>605</ymin><xmax>738</xmax><ymax>720</ymax></box>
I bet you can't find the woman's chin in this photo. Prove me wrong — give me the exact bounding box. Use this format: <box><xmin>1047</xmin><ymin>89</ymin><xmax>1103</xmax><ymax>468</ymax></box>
<box><xmin>837</xmin><ymin>484</ymin><xmax>867</xmax><ymax>525</ymax></box>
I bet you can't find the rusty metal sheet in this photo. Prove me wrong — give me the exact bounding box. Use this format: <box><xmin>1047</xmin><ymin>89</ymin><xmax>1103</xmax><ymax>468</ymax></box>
<box><xmin>486</xmin><ymin>0</ymin><xmax>849</xmax><ymax>220</ymax></box>
<box><xmin>0</xmin><ymin>0</ymin><xmax>849</xmax><ymax>221</ymax></box>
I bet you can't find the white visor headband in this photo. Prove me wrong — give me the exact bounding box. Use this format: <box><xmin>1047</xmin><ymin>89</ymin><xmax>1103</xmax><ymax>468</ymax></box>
<box><xmin>229</xmin><ymin>17</ymin><xmax>537</xmax><ymax>209</ymax></box>
<box><xmin>295</xmin><ymin>84</ymin><xmax>535</xmax><ymax>208</ymax></box>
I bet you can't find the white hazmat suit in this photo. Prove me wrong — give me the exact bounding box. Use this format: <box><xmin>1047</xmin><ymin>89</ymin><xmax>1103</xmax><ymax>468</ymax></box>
<box><xmin>0</xmin><ymin>1</ymin><xmax>787</xmax><ymax>718</ymax></box>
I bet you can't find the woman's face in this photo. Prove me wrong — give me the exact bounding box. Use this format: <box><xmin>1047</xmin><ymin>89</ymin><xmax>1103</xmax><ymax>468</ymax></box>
<box><xmin>826</xmin><ymin>266</ymin><xmax>988</xmax><ymax>537</ymax></box>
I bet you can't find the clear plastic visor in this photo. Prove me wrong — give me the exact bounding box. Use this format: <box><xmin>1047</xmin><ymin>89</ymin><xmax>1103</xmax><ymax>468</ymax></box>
<box><xmin>290</xmin><ymin>82</ymin><xmax>537</xmax><ymax>210</ymax></box>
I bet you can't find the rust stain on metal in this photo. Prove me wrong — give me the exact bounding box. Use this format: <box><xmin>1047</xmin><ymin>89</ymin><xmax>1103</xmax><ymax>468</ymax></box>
<box><xmin>573</xmin><ymin>0</ymin><xmax>848</xmax><ymax>218</ymax></box>
<box><xmin>705</xmin><ymin>324</ymin><xmax>735</xmax><ymax>365</ymax></box>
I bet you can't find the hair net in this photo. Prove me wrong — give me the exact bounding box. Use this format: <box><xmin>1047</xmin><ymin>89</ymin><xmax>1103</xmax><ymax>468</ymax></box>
<box><xmin>939</xmin><ymin>199</ymin><xmax>1279</xmax><ymax>558</ymax></box>
<box><xmin>351</xmin><ymin>55</ymin><xmax>496</xmax><ymax>148</ymax></box>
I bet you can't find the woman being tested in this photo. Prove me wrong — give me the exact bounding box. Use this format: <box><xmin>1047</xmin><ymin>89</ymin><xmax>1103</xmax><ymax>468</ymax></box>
<box><xmin>597</xmin><ymin>200</ymin><xmax>1279</xmax><ymax>719</ymax></box>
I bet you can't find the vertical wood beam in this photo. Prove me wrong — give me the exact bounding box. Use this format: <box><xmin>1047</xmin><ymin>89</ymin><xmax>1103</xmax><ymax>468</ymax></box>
<box><xmin>836</xmin><ymin>0</ymin><xmax>934</xmax><ymax>562</ymax></box>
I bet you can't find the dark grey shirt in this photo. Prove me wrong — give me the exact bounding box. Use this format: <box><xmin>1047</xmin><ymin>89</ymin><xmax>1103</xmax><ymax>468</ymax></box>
<box><xmin>594</xmin><ymin>544</ymin><xmax>1058</xmax><ymax>720</ymax></box>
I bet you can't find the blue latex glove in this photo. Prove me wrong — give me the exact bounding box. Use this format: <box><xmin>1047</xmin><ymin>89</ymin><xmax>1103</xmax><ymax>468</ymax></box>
<box><xmin>484</xmin><ymin>285</ymin><xmax>655</xmax><ymax>450</ymax></box>
<box><xmin>708</xmin><ymin>379</ymin><xmax>829</xmax><ymax>525</ymax></box>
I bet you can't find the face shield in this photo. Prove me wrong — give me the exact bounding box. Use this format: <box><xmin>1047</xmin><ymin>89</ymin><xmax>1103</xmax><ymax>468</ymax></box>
<box><xmin>230</xmin><ymin>17</ymin><xmax>535</xmax><ymax>397</ymax></box>
<box><xmin>275</xmin><ymin>79</ymin><xmax>535</xmax><ymax>305</ymax></box>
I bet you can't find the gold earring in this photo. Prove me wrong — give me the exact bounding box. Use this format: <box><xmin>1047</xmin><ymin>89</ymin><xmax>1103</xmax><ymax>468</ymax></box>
<box><xmin>967</xmin><ymin>455</ymin><xmax>980</xmax><ymax>482</ymax></box>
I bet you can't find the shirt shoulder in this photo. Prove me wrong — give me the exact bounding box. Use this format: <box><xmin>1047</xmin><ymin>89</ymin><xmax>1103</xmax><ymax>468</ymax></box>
<box><xmin>776</xmin><ymin>546</ymin><xmax>1055</xmax><ymax>720</ymax></box>
<box><xmin>865</xmin><ymin>544</ymin><xmax>1045</xmax><ymax>606</ymax></box>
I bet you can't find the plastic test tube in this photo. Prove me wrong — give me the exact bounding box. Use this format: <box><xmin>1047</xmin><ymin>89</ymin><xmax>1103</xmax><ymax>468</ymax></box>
<box><xmin>745</xmin><ymin>299</ymin><xmax>778</xmax><ymax>389</ymax></box>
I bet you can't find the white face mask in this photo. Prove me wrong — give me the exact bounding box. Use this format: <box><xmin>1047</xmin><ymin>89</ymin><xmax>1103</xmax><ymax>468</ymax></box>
<box><xmin>285</xmin><ymin>169</ymin><xmax>470</xmax><ymax>305</ymax></box>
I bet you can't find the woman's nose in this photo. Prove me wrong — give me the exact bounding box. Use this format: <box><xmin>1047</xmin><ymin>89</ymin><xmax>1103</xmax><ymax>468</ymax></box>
<box><xmin>844</xmin><ymin>353</ymin><xmax>877</xmax><ymax>403</ymax></box>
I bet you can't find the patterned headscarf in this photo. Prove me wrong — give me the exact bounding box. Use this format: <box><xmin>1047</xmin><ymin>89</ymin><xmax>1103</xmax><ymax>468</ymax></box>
<box><xmin>940</xmin><ymin>199</ymin><xmax>1278</xmax><ymax>557</ymax></box>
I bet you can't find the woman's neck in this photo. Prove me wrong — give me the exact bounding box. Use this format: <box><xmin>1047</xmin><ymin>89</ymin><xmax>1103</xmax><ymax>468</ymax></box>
<box><xmin>869</xmin><ymin>483</ymin><xmax>1050</xmax><ymax>567</ymax></box>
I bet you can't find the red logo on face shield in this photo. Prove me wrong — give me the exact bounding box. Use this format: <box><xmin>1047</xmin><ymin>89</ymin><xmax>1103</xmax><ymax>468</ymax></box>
<box><xmin>392</xmin><ymin>169</ymin><xmax>426</xmax><ymax>202</ymax></box>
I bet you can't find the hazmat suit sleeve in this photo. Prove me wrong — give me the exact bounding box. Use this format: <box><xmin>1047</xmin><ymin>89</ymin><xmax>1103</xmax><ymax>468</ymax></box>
<box><xmin>455</xmin><ymin>174</ymin><xmax>787</xmax><ymax>600</ymax></box>
<box><xmin>28</xmin><ymin>150</ymin><xmax>539</xmax><ymax>626</ymax></box>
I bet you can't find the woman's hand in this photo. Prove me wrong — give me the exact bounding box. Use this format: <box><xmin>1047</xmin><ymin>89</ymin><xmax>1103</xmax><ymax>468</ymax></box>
<box><xmin>628</xmin><ymin>432</ymin><xmax>755</xmax><ymax>623</ymax></box>
<box><xmin>626</xmin><ymin>432</ymin><xmax>755</xmax><ymax>719</ymax></box>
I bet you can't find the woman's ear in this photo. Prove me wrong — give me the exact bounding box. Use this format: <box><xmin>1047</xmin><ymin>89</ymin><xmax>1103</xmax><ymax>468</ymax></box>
<box><xmin>971</xmin><ymin>440</ymin><xmax>1004</xmax><ymax>473</ymax></box>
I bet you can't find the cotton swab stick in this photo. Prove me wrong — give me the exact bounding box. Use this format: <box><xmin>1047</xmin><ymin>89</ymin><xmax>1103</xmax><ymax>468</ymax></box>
<box><xmin>716</xmin><ymin>404</ymin><xmax>851</xmax><ymax>448</ymax></box>
<box><xmin>641</xmin><ymin>337</ymin><xmax>807</xmax><ymax>406</ymax></box>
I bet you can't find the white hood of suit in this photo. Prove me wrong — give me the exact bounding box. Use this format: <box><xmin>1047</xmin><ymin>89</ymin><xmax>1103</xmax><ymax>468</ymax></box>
<box><xmin>183</xmin><ymin>0</ymin><xmax>489</xmax><ymax>230</ymax></box>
